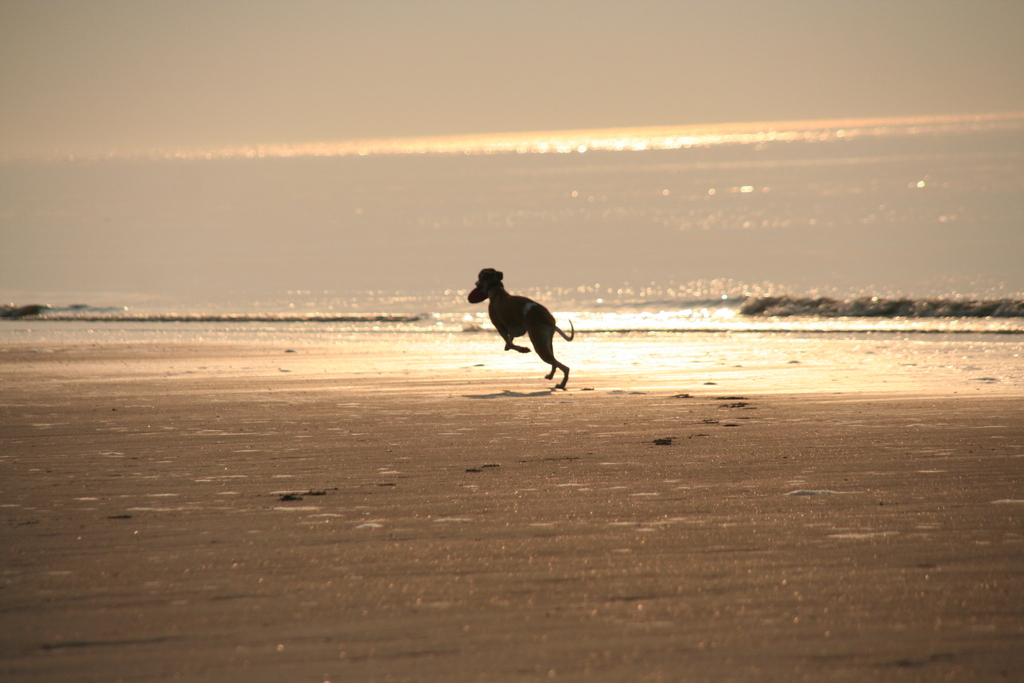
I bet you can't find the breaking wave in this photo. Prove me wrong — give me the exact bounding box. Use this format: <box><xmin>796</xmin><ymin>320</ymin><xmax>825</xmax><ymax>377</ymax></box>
<box><xmin>1</xmin><ymin>304</ymin><xmax>422</xmax><ymax>324</ymax></box>
<box><xmin>739</xmin><ymin>297</ymin><xmax>1024</xmax><ymax>318</ymax></box>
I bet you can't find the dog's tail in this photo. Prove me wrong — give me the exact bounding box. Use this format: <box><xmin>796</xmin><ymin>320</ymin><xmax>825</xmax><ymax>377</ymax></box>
<box><xmin>556</xmin><ymin>320</ymin><xmax>575</xmax><ymax>342</ymax></box>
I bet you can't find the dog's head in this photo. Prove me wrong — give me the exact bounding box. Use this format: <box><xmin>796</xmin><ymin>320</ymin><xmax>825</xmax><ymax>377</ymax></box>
<box><xmin>468</xmin><ymin>268</ymin><xmax>503</xmax><ymax>304</ymax></box>
<box><xmin>476</xmin><ymin>268</ymin><xmax>503</xmax><ymax>291</ymax></box>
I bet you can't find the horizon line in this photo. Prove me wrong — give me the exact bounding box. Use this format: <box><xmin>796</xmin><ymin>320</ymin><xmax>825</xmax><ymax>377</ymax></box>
<box><xmin>8</xmin><ymin>111</ymin><xmax>1024</xmax><ymax>163</ymax></box>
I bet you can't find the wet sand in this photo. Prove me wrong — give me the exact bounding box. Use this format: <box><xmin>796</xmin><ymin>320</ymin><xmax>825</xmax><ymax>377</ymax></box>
<box><xmin>1</xmin><ymin>340</ymin><xmax>1022</xmax><ymax>682</ymax></box>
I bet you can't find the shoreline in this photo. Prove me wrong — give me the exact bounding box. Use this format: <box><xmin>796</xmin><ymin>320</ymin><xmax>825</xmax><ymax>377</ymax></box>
<box><xmin>2</xmin><ymin>341</ymin><xmax>1022</xmax><ymax>681</ymax></box>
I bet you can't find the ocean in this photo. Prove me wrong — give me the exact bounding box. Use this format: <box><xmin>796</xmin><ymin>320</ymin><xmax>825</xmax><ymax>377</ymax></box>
<box><xmin>2</xmin><ymin>114</ymin><xmax>1023</xmax><ymax>351</ymax></box>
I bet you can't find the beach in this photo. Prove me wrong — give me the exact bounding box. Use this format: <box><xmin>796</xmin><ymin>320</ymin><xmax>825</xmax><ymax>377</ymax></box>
<box><xmin>5</xmin><ymin>3</ymin><xmax>1024</xmax><ymax>680</ymax></box>
<box><xmin>1</xmin><ymin>334</ymin><xmax>1022</xmax><ymax>682</ymax></box>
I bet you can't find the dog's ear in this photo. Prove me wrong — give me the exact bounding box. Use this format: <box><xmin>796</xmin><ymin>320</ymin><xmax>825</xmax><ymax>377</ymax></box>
<box><xmin>478</xmin><ymin>268</ymin><xmax>503</xmax><ymax>282</ymax></box>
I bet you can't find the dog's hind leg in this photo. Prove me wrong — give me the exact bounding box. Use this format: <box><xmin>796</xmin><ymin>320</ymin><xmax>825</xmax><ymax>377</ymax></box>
<box><xmin>529</xmin><ymin>327</ymin><xmax>570</xmax><ymax>389</ymax></box>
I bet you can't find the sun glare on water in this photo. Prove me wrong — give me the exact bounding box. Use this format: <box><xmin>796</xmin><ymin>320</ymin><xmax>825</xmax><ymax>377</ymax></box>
<box><xmin>123</xmin><ymin>113</ymin><xmax>1023</xmax><ymax>161</ymax></box>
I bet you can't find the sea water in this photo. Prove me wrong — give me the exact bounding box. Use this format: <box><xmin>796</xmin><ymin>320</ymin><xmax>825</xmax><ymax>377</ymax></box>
<box><xmin>2</xmin><ymin>115</ymin><xmax>1022</xmax><ymax>386</ymax></box>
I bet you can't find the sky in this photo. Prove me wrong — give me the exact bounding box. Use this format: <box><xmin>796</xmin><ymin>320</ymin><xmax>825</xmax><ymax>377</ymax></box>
<box><xmin>2</xmin><ymin>0</ymin><xmax>1023</xmax><ymax>159</ymax></box>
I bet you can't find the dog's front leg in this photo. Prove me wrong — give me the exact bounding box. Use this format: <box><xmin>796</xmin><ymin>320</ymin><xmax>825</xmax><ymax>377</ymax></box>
<box><xmin>497</xmin><ymin>326</ymin><xmax>531</xmax><ymax>354</ymax></box>
<box><xmin>503</xmin><ymin>336</ymin><xmax>532</xmax><ymax>354</ymax></box>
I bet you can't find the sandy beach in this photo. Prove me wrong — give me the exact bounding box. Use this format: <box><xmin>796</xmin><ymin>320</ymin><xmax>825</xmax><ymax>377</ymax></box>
<box><xmin>6</xmin><ymin>2</ymin><xmax>1024</xmax><ymax>680</ymax></box>
<box><xmin>2</xmin><ymin>336</ymin><xmax>1022</xmax><ymax>682</ymax></box>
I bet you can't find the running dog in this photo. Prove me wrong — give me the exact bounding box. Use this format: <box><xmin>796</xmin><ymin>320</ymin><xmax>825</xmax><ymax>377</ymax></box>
<box><xmin>467</xmin><ymin>268</ymin><xmax>575</xmax><ymax>389</ymax></box>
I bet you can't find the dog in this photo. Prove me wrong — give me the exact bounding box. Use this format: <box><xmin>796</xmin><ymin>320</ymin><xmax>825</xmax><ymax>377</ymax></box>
<box><xmin>467</xmin><ymin>268</ymin><xmax>575</xmax><ymax>389</ymax></box>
